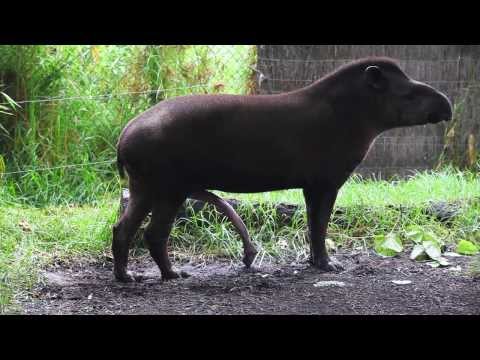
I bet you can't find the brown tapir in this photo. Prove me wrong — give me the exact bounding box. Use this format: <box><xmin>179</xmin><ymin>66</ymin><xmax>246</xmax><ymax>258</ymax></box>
<box><xmin>113</xmin><ymin>57</ymin><xmax>452</xmax><ymax>282</ymax></box>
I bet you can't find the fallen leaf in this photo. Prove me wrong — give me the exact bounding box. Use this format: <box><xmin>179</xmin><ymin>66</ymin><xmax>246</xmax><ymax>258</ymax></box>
<box><xmin>326</xmin><ymin>238</ymin><xmax>337</xmax><ymax>252</ymax></box>
<box><xmin>448</xmin><ymin>266</ymin><xmax>462</xmax><ymax>272</ymax></box>
<box><xmin>18</xmin><ymin>220</ymin><xmax>32</xmax><ymax>232</ymax></box>
<box><xmin>313</xmin><ymin>281</ymin><xmax>346</xmax><ymax>288</ymax></box>
<box><xmin>444</xmin><ymin>252</ymin><xmax>462</xmax><ymax>257</ymax></box>
<box><xmin>446</xmin><ymin>126</ymin><xmax>455</xmax><ymax>139</ymax></box>
<box><xmin>213</xmin><ymin>83</ymin><xmax>225</xmax><ymax>92</ymax></box>
<box><xmin>391</xmin><ymin>280</ymin><xmax>412</xmax><ymax>285</ymax></box>
<box><xmin>278</xmin><ymin>239</ymin><xmax>288</xmax><ymax>249</ymax></box>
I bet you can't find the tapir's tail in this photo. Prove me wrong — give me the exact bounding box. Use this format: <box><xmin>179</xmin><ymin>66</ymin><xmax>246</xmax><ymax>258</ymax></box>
<box><xmin>189</xmin><ymin>190</ymin><xmax>258</xmax><ymax>267</ymax></box>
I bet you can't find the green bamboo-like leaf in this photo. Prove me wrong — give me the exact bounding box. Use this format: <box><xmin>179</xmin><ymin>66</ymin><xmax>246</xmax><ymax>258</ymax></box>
<box><xmin>0</xmin><ymin>155</ymin><xmax>5</xmax><ymax>175</ymax></box>
<box><xmin>0</xmin><ymin>121</ymin><xmax>9</xmax><ymax>135</ymax></box>
<box><xmin>1</xmin><ymin>92</ymin><xmax>20</xmax><ymax>109</ymax></box>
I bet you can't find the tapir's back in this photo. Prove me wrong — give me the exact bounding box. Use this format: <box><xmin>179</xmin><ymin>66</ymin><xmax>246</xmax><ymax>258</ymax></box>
<box><xmin>118</xmin><ymin>92</ymin><xmax>331</xmax><ymax>192</ymax></box>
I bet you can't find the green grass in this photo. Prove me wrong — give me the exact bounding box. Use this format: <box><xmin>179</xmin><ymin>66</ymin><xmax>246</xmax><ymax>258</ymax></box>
<box><xmin>1</xmin><ymin>169</ymin><xmax>479</xmax><ymax>313</ymax></box>
<box><xmin>0</xmin><ymin>198</ymin><xmax>117</xmax><ymax>313</ymax></box>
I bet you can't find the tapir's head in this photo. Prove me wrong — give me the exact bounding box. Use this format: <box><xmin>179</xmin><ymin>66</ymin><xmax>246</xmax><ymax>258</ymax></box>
<box><xmin>337</xmin><ymin>58</ymin><xmax>453</xmax><ymax>130</ymax></box>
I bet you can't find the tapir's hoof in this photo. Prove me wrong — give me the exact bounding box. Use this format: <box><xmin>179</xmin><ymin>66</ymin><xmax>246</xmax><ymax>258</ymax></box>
<box><xmin>180</xmin><ymin>271</ymin><xmax>191</xmax><ymax>278</ymax></box>
<box><xmin>312</xmin><ymin>258</ymin><xmax>344</xmax><ymax>272</ymax></box>
<box><xmin>242</xmin><ymin>248</ymin><xmax>258</xmax><ymax>268</ymax></box>
<box><xmin>162</xmin><ymin>270</ymin><xmax>181</xmax><ymax>281</ymax></box>
<box><xmin>115</xmin><ymin>270</ymin><xmax>143</xmax><ymax>283</ymax></box>
<box><xmin>242</xmin><ymin>266</ymin><xmax>259</xmax><ymax>273</ymax></box>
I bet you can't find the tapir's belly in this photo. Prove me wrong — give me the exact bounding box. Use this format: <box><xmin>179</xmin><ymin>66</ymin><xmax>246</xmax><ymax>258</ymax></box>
<box><xmin>189</xmin><ymin>166</ymin><xmax>305</xmax><ymax>193</ymax></box>
<box><xmin>170</xmin><ymin>152</ymin><xmax>306</xmax><ymax>193</ymax></box>
<box><xmin>169</xmin><ymin>138</ymin><xmax>366</xmax><ymax>193</ymax></box>
<box><xmin>137</xmin><ymin>119</ymin><xmax>311</xmax><ymax>192</ymax></box>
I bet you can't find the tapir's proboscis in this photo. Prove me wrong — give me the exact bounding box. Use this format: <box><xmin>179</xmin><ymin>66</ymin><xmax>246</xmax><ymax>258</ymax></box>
<box><xmin>113</xmin><ymin>57</ymin><xmax>452</xmax><ymax>282</ymax></box>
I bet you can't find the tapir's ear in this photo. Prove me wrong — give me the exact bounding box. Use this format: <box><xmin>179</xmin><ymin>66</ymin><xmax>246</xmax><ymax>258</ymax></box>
<box><xmin>364</xmin><ymin>65</ymin><xmax>386</xmax><ymax>91</ymax></box>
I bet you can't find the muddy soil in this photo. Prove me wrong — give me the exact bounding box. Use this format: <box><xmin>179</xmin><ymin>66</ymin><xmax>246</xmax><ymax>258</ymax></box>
<box><xmin>18</xmin><ymin>252</ymin><xmax>479</xmax><ymax>315</ymax></box>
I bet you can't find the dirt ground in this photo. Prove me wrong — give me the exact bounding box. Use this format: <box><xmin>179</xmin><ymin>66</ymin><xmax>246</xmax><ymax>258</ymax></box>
<box><xmin>17</xmin><ymin>251</ymin><xmax>479</xmax><ymax>315</ymax></box>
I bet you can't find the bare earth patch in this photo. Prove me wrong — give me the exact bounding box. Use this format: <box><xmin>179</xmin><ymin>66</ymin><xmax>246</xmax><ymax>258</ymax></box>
<box><xmin>17</xmin><ymin>252</ymin><xmax>480</xmax><ymax>315</ymax></box>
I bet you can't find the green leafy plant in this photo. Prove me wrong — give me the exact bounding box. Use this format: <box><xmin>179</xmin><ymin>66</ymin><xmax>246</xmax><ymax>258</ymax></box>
<box><xmin>406</xmin><ymin>226</ymin><xmax>449</xmax><ymax>266</ymax></box>
<box><xmin>374</xmin><ymin>232</ymin><xmax>403</xmax><ymax>257</ymax></box>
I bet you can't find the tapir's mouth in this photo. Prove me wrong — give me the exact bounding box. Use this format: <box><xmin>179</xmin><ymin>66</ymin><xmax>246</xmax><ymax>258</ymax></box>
<box><xmin>427</xmin><ymin>111</ymin><xmax>452</xmax><ymax>124</ymax></box>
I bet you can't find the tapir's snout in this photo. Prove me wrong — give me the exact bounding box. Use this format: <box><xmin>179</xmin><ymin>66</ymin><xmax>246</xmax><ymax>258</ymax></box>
<box><xmin>427</xmin><ymin>91</ymin><xmax>453</xmax><ymax>123</ymax></box>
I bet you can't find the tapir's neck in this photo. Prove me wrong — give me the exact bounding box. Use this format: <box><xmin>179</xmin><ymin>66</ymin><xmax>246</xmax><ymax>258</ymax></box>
<box><xmin>291</xmin><ymin>76</ymin><xmax>384</xmax><ymax>142</ymax></box>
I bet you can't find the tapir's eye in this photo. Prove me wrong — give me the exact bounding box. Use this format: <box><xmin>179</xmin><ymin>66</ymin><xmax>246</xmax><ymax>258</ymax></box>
<box><xmin>404</xmin><ymin>92</ymin><xmax>415</xmax><ymax>101</ymax></box>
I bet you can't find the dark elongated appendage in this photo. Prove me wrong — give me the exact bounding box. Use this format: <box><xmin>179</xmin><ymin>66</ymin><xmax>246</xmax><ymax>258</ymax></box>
<box><xmin>189</xmin><ymin>190</ymin><xmax>258</xmax><ymax>267</ymax></box>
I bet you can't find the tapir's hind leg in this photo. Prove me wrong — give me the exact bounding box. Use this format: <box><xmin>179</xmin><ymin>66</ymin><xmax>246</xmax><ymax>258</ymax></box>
<box><xmin>143</xmin><ymin>192</ymin><xmax>187</xmax><ymax>280</ymax></box>
<box><xmin>112</xmin><ymin>179</ymin><xmax>152</xmax><ymax>282</ymax></box>
<box><xmin>190</xmin><ymin>191</ymin><xmax>258</xmax><ymax>268</ymax></box>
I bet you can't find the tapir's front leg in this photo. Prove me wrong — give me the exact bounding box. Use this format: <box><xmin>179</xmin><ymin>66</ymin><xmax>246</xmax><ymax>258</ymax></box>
<box><xmin>303</xmin><ymin>185</ymin><xmax>344</xmax><ymax>272</ymax></box>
